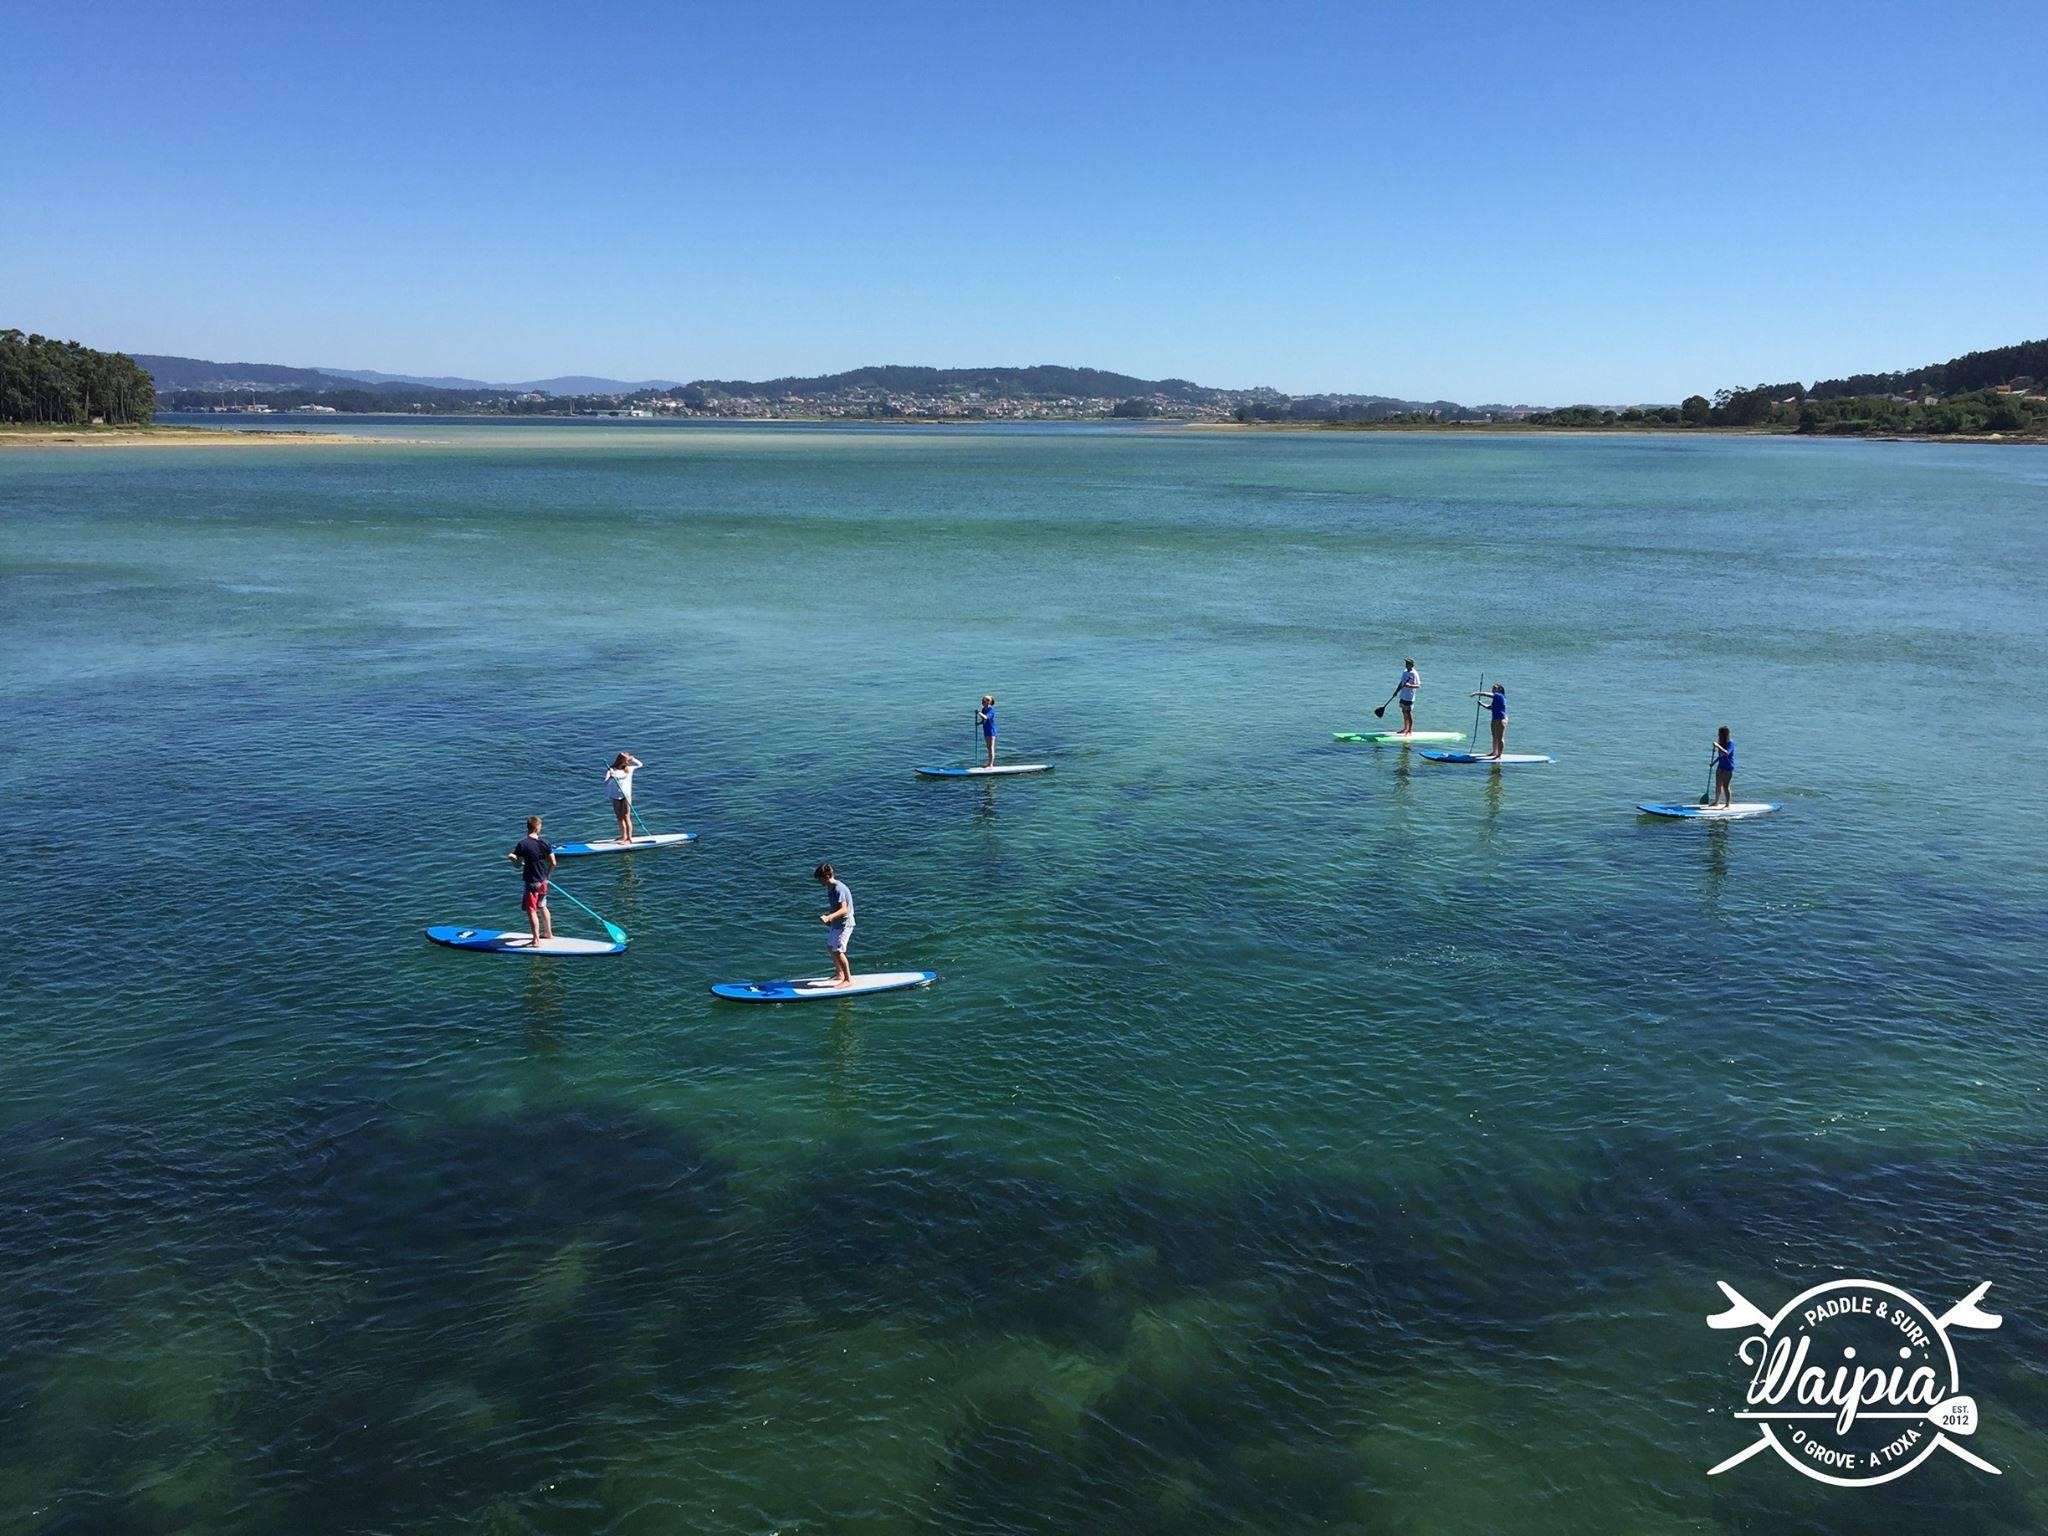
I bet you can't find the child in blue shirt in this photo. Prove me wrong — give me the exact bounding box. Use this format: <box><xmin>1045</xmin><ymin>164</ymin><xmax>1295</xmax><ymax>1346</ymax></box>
<box><xmin>1711</xmin><ymin>727</ymin><xmax>1735</xmax><ymax>807</ymax></box>
<box><xmin>1468</xmin><ymin>684</ymin><xmax>1508</xmax><ymax>759</ymax></box>
<box><xmin>977</xmin><ymin>695</ymin><xmax>998</xmax><ymax>768</ymax></box>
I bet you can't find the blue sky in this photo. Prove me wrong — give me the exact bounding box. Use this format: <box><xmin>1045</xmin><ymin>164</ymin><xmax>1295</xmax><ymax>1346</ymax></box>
<box><xmin>6</xmin><ymin>2</ymin><xmax>2042</xmax><ymax>402</ymax></box>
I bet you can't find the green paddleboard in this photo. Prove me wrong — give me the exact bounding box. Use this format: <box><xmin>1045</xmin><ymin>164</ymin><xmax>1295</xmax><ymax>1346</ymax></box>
<box><xmin>1333</xmin><ymin>730</ymin><xmax>1466</xmax><ymax>744</ymax></box>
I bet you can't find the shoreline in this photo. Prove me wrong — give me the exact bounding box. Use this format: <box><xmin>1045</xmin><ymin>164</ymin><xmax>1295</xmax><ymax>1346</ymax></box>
<box><xmin>0</xmin><ymin>424</ymin><xmax>410</xmax><ymax>449</ymax></box>
<box><xmin>1174</xmin><ymin>420</ymin><xmax>2048</xmax><ymax>445</ymax></box>
<box><xmin>7</xmin><ymin>419</ymin><xmax>2039</xmax><ymax>449</ymax></box>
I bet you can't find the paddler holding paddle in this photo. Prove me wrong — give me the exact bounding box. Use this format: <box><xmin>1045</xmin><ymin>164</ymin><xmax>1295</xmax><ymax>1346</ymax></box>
<box><xmin>1710</xmin><ymin>727</ymin><xmax>1736</xmax><ymax>808</ymax></box>
<box><xmin>602</xmin><ymin>752</ymin><xmax>643</xmax><ymax>843</ymax></box>
<box><xmin>1369</xmin><ymin>658</ymin><xmax>1423</xmax><ymax>733</ymax></box>
<box><xmin>1469</xmin><ymin>683</ymin><xmax>1508</xmax><ymax>759</ymax></box>
<box><xmin>976</xmin><ymin>695</ymin><xmax>998</xmax><ymax>768</ymax></box>
<box><xmin>1393</xmin><ymin>658</ymin><xmax>1420</xmax><ymax>734</ymax></box>
<box><xmin>507</xmin><ymin>815</ymin><xmax>557</xmax><ymax>947</ymax></box>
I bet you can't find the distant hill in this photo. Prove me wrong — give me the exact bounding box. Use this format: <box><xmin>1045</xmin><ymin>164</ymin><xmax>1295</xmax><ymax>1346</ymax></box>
<box><xmin>120</xmin><ymin>335</ymin><xmax>2048</xmax><ymax>419</ymax></box>
<box><xmin>318</xmin><ymin>367</ymin><xmax>685</xmax><ymax>393</ymax></box>
<box><xmin>134</xmin><ymin>354</ymin><xmax>352</xmax><ymax>392</ymax></box>
<box><xmin>517</xmin><ymin>374</ymin><xmax>685</xmax><ymax>395</ymax></box>
<box><xmin>692</xmin><ymin>363</ymin><xmax>1223</xmax><ymax>404</ymax></box>
<box><xmin>314</xmin><ymin>367</ymin><xmax>499</xmax><ymax>390</ymax></box>
<box><xmin>135</xmin><ymin>351</ymin><xmax>1516</xmax><ymax>417</ymax></box>
<box><xmin>137</xmin><ymin>354</ymin><xmax>682</xmax><ymax>396</ymax></box>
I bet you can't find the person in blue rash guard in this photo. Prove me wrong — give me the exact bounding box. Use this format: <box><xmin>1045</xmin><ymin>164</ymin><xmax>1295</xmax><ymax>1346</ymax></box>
<box><xmin>1711</xmin><ymin>726</ymin><xmax>1736</xmax><ymax>808</ymax></box>
<box><xmin>1468</xmin><ymin>683</ymin><xmax>1508</xmax><ymax>758</ymax></box>
<box><xmin>977</xmin><ymin>694</ymin><xmax>998</xmax><ymax>768</ymax></box>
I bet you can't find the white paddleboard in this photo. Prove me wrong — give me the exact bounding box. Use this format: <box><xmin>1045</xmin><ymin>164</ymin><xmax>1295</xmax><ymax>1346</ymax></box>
<box><xmin>915</xmin><ymin>764</ymin><xmax>1053</xmax><ymax>778</ymax></box>
<box><xmin>1637</xmin><ymin>802</ymin><xmax>1782</xmax><ymax>820</ymax></box>
<box><xmin>1335</xmin><ymin>741</ymin><xmax>1466</xmax><ymax>753</ymax></box>
<box><xmin>1420</xmin><ymin>751</ymin><xmax>1556</xmax><ymax>765</ymax></box>
<box><xmin>555</xmin><ymin>832</ymin><xmax>698</xmax><ymax>857</ymax></box>
<box><xmin>711</xmin><ymin>971</ymin><xmax>937</xmax><ymax>1002</ymax></box>
<box><xmin>425</xmin><ymin>925</ymin><xmax>626</xmax><ymax>955</ymax></box>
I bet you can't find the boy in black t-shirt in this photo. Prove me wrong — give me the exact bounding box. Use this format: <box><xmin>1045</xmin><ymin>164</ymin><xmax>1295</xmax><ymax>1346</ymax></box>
<box><xmin>508</xmin><ymin>815</ymin><xmax>557</xmax><ymax>947</ymax></box>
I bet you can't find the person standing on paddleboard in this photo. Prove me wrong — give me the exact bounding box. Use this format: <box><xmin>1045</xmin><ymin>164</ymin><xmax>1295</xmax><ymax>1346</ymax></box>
<box><xmin>603</xmin><ymin>752</ymin><xmax>643</xmax><ymax>843</ymax></box>
<box><xmin>1711</xmin><ymin>726</ymin><xmax>1735</xmax><ymax>808</ymax></box>
<box><xmin>815</xmin><ymin>863</ymin><xmax>854</xmax><ymax>987</ymax></box>
<box><xmin>1395</xmin><ymin>659</ymin><xmax>1421</xmax><ymax>734</ymax></box>
<box><xmin>977</xmin><ymin>695</ymin><xmax>998</xmax><ymax>768</ymax></box>
<box><xmin>1469</xmin><ymin>683</ymin><xmax>1508</xmax><ymax>759</ymax></box>
<box><xmin>508</xmin><ymin>816</ymin><xmax>557</xmax><ymax>947</ymax></box>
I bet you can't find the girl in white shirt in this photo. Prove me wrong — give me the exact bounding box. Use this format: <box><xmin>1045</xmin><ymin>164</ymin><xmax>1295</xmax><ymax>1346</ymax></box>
<box><xmin>603</xmin><ymin>753</ymin><xmax>643</xmax><ymax>843</ymax></box>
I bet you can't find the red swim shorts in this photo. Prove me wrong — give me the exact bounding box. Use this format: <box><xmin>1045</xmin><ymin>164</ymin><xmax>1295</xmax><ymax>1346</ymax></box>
<box><xmin>522</xmin><ymin>883</ymin><xmax>549</xmax><ymax>914</ymax></box>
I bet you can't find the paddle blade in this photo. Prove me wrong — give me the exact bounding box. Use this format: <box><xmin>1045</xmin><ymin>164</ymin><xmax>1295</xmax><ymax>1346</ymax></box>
<box><xmin>602</xmin><ymin>920</ymin><xmax>629</xmax><ymax>947</ymax></box>
<box><xmin>1707</xmin><ymin>1281</ymin><xmax>1773</xmax><ymax>1331</ymax></box>
<box><xmin>1707</xmin><ymin>1436</ymin><xmax>1771</xmax><ymax>1476</ymax></box>
<box><xmin>1373</xmin><ymin>705</ymin><xmax>1385</xmax><ymax>717</ymax></box>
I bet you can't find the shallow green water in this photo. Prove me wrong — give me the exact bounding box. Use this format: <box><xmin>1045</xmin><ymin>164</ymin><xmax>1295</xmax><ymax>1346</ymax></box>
<box><xmin>3</xmin><ymin>422</ymin><xmax>2045</xmax><ymax>1533</ymax></box>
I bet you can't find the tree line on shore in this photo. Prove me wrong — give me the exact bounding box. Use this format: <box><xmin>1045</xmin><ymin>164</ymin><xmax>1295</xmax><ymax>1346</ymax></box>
<box><xmin>0</xmin><ymin>331</ymin><xmax>156</xmax><ymax>425</ymax></box>
<box><xmin>1807</xmin><ymin>337</ymin><xmax>2048</xmax><ymax>401</ymax></box>
<box><xmin>1259</xmin><ymin>336</ymin><xmax>2048</xmax><ymax>437</ymax></box>
<box><xmin>1231</xmin><ymin>395</ymin><xmax>1494</xmax><ymax>424</ymax></box>
<box><xmin>1527</xmin><ymin>384</ymin><xmax>2044</xmax><ymax>436</ymax></box>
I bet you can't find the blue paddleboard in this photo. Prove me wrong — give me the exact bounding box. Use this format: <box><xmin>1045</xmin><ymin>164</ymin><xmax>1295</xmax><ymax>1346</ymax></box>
<box><xmin>1420</xmin><ymin>751</ymin><xmax>1556</xmax><ymax>765</ymax></box>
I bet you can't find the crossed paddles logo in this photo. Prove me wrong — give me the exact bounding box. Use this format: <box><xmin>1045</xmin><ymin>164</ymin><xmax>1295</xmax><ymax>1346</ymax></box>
<box><xmin>1706</xmin><ymin>1277</ymin><xmax>2001</xmax><ymax>1485</ymax></box>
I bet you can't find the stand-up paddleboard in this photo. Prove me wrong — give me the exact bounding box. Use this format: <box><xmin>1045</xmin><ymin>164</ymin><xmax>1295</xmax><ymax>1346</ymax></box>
<box><xmin>555</xmin><ymin>832</ymin><xmax>698</xmax><ymax>857</ymax></box>
<box><xmin>425</xmin><ymin>925</ymin><xmax>627</xmax><ymax>955</ymax></box>
<box><xmin>915</xmin><ymin>764</ymin><xmax>1052</xmax><ymax>778</ymax></box>
<box><xmin>711</xmin><ymin>970</ymin><xmax>937</xmax><ymax>1002</ymax></box>
<box><xmin>1334</xmin><ymin>730</ymin><xmax>1465</xmax><ymax>744</ymax></box>
<box><xmin>1420</xmin><ymin>750</ymin><xmax>1556</xmax><ymax>765</ymax></box>
<box><xmin>1637</xmin><ymin>802</ymin><xmax>1781</xmax><ymax>820</ymax></box>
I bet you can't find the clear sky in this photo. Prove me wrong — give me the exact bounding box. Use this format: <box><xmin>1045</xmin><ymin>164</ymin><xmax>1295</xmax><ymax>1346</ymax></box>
<box><xmin>6</xmin><ymin>2</ymin><xmax>2043</xmax><ymax>402</ymax></box>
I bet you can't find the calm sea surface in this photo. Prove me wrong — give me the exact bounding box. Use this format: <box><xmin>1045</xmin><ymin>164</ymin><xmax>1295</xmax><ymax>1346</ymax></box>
<box><xmin>4</xmin><ymin>420</ymin><xmax>2046</xmax><ymax>1534</ymax></box>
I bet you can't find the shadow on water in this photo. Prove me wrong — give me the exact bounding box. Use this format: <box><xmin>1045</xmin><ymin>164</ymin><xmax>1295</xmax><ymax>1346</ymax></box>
<box><xmin>4</xmin><ymin>1099</ymin><xmax>2047</xmax><ymax>1534</ymax></box>
<box><xmin>1704</xmin><ymin>820</ymin><xmax>1731</xmax><ymax>906</ymax></box>
<box><xmin>521</xmin><ymin>964</ymin><xmax>567</xmax><ymax>1045</ymax></box>
<box><xmin>825</xmin><ymin>1008</ymin><xmax>866</xmax><ymax>1122</ymax></box>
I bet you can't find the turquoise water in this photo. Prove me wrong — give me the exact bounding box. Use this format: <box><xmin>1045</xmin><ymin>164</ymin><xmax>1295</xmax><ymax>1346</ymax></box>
<box><xmin>4</xmin><ymin>422</ymin><xmax>2046</xmax><ymax>1533</ymax></box>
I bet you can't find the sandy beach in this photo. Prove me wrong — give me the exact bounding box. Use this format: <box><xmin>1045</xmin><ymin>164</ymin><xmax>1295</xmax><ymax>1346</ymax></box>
<box><xmin>0</xmin><ymin>425</ymin><xmax>408</xmax><ymax>449</ymax></box>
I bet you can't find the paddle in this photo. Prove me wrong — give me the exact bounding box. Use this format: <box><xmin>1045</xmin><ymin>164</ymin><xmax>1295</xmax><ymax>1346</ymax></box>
<box><xmin>622</xmin><ymin>783</ymin><xmax>665</xmax><ymax>842</ymax></box>
<box><xmin>1371</xmin><ymin>684</ymin><xmax>1400</xmax><ymax>720</ymax></box>
<box><xmin>623</xmin><ymin>755</ymin><xmax>657</xmax><ymax>840</ymax></box>
<box><xmin>1715</xmin><ymin>1394</ymin><xmax>1998</xmax><ymax>1477</ymax></box>
<box><xmin>546</xmin><ymin>878</ymin><xmax>628</xmax><ymax>946</ymax></box>
<box><xmin>1734</xmin><ymin>1394</ymin><xmax>1983</xmax><ymax>1433</ymax></box>
<box><xmin>1470</xmin><ymin>673</ymin><xmax>1485</xmax><ymax>757</ymax></box>
<box><xmin>1700</xmin><ymin>751</ymin><xmax>1717</xmax><ymax>806</ymax></box>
